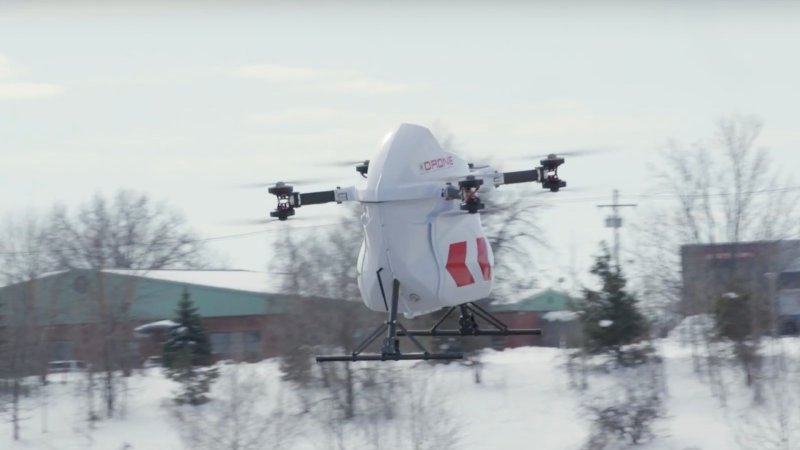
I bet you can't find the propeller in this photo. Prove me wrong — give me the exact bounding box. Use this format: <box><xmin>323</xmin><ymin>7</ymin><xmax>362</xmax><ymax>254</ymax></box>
<box><xmin>313</xmin><ymin>159</ymin><xmax>369</xmax><ymax>168</ymax></box>
<box><xmin>535</xmin><ymin>148</ymin><xmax>613</xmax><ymax>158</ymax></box>
<box><xmin>224</xmin><ymin>210</ymin><xmax>354</xmax><ymax>226</ymax></box>
<box><xmin>237</xmin><ymin>177</ymin><xmax>342</xmax><ymax>189</ymax></box>
<box><xmin>470</xmin><ymin>148</ymin><xmax>614</xmax><ymax>168</ymax></box>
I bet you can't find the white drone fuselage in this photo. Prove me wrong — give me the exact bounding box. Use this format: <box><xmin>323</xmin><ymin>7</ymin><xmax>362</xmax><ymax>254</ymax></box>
<box><xmin>346</xmin><ymin>124</ymin><xmax>497</xmax><ymax>318</ymax></box>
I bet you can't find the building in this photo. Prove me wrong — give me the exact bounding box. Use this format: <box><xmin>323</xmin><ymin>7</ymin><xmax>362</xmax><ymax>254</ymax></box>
<box><xmin>777</xmin><ymin>271</ymin><xmax>800</xmax><ymax>334</ymax></box>
<box><xmin>0</xmin><ymin>269</ymin><xmax>337</xmax><ymax>372</ymax></box>
<box><xmin>680</xmin><ymin>240</ymin><xmax>800</xmax><ymax>333</ymax></box>
<box><xmin>489</xmin><ymin>289</ymin><xmax>580</xmax><ymax>348</ymax></box>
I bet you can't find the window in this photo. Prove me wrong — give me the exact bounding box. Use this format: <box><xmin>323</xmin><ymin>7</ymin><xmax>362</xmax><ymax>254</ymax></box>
<box><xmin>209</xmin><ymin>331</ymin><xmax>262</xmax><ymax>358</ymax></box>
<box><xmin>210</xmin><ymin>333</ymin><xmax>232</xmax><ymax>355</ymax></box>
<box><xmin>48</xmin><ymin>341</ymin><xmax>74</xmax><ymax>361</ymax></box>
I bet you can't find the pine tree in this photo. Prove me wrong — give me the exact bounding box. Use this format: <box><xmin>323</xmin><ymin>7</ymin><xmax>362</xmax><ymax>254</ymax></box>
<box><xmin>163</xmin><ymin>288</ymin><xmax>218</xmax><ymax>405</ymax></box>
<box><xmin>578</xmin><ymin>246</ymin><xmax>649</xmax><ymax>365</ymax></box>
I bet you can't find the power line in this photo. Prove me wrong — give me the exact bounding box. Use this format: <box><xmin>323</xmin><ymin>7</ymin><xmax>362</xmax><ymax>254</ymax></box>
<box><xmin>0</xmin><ymin>220</ymin><xmax>356</xmax><ymax>256</ymax></box>
<box><xmin>550</xmin><ymin>185</ymin><xmax>800</xmax><ymax>205</ymax></box>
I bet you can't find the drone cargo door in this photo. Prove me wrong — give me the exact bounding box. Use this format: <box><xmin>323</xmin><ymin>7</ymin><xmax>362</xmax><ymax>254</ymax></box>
<box><xmin>431</xmin><ymin>212</ymin><xmax>494</xmax><ymax>308</ymax></box>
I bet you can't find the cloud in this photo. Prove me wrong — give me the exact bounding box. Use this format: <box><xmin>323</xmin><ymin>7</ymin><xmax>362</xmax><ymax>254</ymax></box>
<box><xmin>0</xmin><ymin>53</ymin><xmax>64</xmax><ymax>100</ymax></box>
<box><xmin>0</xmin><ymin>54</ymin><xmax>15</xmax><ymax>79</ymax></box>
<box><xmin>250</xmin><ymin>107</ymin><xmax>344</xmax><ymax>125</ymax></box>
<box><xmin>0</xmin><ymin>82</ymin><xmax>64</xmax><ymax>99</ymax></box>
<box><xmin>231</xmin><ymin>64</ymin><xmax>424</xmax><ymax>95</ymax></box>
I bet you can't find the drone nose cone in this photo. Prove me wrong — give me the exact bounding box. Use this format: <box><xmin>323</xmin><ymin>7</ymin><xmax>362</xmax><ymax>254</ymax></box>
<box><xmin>397</xmin><ymin>123</ymin><xmax>429</xmax><ymax>133</ymax></box>
<box><xmin>359</xmin><ymin>123</ymin><xmax>471</xmax><ymax>202</ymax></box>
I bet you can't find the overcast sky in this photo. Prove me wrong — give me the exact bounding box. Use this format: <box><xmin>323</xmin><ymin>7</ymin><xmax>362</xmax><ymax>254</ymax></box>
<box><xmin>1</xmin><ymin>1</ymin><xmax>799</xmax><ymax>291</ymax></box>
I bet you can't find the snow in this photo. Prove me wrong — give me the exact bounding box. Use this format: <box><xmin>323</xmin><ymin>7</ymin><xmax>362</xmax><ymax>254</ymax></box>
<box><xmin>2</xmin><ymin>340</ymin><xmax>797</xmax><ymax>450</ymax></box>
<box><xmin>542</xmin><ymin>310</ymin><xmax>578</xmax><ymax>322</ymax></box>
<box><xmin>133</xmin><ymin>320</ymin><xmax>178</xmax><ymax>334</ymax></box>
<box><xmin>668</xmin><ymin>314</ymin><xmax>716</xmax><ymax>342</ymax></box>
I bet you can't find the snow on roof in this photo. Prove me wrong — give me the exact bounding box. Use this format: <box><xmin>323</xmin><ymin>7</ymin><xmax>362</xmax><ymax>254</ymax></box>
<box><xmin>134</xmin><ymin>320</ymin><xmax>178</xmax><ymax>334</ymax></box>
<box><xmin>542</xmin><ymin>310</ymin><xmax>578</xmax><ymax>322</ymax></box>
<box><xmin>102</xmin><ymin>269</ymin><xmax>288</xmax><ymax>294</ymax></box>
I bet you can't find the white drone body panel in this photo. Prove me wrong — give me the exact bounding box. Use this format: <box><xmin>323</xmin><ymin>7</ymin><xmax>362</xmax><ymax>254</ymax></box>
<box><xmin>355</xmin><ymin>124</ymin><xmax>494</xmax><ymax>318</ymax></box>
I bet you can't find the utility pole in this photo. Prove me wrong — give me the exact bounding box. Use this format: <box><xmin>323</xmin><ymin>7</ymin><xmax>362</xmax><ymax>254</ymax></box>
<box><xmin>597</xmin><ymin>190</ymin><xmax>636</xmax><ymax>268</ymax></box>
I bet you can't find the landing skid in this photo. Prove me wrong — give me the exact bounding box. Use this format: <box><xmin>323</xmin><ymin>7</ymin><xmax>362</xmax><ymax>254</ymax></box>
<box><xmin>398</xmin><ymin>302</ymin><xmax>542</xmax><ymax>338</ymax></box>
<box><xmin>315</xmin><ymin>279</ymin><xmax>542</xmax><ymax>363</ymax></box>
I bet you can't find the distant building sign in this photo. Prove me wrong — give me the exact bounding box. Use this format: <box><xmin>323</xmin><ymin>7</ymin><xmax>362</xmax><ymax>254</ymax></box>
<box><xmin>704</xmin><ymin>251</ymin><xmax>756</xmax><ymax>260</ymax></box>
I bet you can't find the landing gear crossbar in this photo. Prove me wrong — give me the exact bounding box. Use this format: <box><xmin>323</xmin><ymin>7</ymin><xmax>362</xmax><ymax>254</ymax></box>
<box><xmin>315</xmin><ymin>279</ymin><xmax>542</xmax><ymax>363</ymax></box>
<box><xmin>398</xmin><ymin>302</ymin><xmax>542</xmax><ymax>337</ymax></box>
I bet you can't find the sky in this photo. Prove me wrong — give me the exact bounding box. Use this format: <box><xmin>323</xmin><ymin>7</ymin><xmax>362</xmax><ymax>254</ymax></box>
<box><xmin>1</xmin><ymin>1</ymin><xmax>799</xmax><ymax>292</ymax></box>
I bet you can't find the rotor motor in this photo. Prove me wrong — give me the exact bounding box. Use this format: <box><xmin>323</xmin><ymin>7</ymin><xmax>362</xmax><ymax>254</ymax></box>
<box><xmin>458</xmin><ymin>176</ymin><xmax>485</xmax><ymax>214</ymax></box>
<box><xmin>540</xmin><ymin>154</ymin><xmax>567</xmax><ymax>192</ymax></box>
<box><xmin>268</xmin><ymin>182</ymin><xmax>297</xmax><ymax>221</ymax></box>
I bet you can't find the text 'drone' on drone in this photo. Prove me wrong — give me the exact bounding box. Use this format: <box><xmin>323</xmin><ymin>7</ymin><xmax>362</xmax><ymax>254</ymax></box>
<box><xmin>263</xmin><ymin>123</ymin><xmax>567</xmax><ymax>362</ymax></box>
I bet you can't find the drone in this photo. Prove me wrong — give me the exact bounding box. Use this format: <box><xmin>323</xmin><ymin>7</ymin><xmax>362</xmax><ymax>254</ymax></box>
<box><xmin>266</xmin><ymin>123</ymin><xmax>567</xmax><ymax>362</ymax></box>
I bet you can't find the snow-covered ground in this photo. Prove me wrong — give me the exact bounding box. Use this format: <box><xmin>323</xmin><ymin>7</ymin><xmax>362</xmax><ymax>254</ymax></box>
<box><xmin>3</xmin><ymin>336</ymin><xmax>798</xmax><ymax>450</ymax></box>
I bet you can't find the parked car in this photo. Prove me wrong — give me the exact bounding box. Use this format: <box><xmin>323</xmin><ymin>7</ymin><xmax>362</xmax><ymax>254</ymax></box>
<box><xmin>47</xmin><ymin>360</ymin><xmax>89</xmax><ymax>373</ymax></box>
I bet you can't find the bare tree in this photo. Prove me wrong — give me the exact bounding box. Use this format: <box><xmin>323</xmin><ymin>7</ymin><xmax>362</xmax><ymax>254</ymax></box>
<box><xmin>401</xmin><ymin>372</ymin><xmax>461</xmax><ymax>450</ymax></box>
<box><xmin>172</xmin><ymin>364</ymin><xmax>298</xmax><ymax>450</ymax></box>
<box><xmin>579</xmin><ymin>350</ymin><xmax>667</xmax><ymax>449</ymax></box>
<box><xmin>637</xmin><ymin>115</ymin><xmax>799</xmax><ymax>312</ymax></box>
<box><xmin>271</xmin><ymin>205</ymin><xmax>379</xmax><ymax>420</ymax></box>
<box><xmin>0</xmin><ymin>280</ymin><xmax>42</xmax><ymax>441</ymax></box>
<box><xmin>481</xmin><ymin>186</ymin><xmax>547</xmax><ymax>298</ymax></box>
<box><xmin>46</xmin><ymin>189</ymin><xmax>205</xmax><ymax>271</ymax></box>
<box><xmin>0</xmin><ymin>212</ymin><xmax>56</xmax><ymax>284</ymax></box>
<box><xmin>0</xmin><ymin>212</ymin><xmax>56</xmax><ymax>441</ymax></box>
<box><xmin>633</xmin><ymin>115</ymin><xmax>799</xmax><ymax>400</ymax></box>
<box><xmin>42</xmin><ymin>190</ymin><xmax>206</xmax><ymax>419</ymax></box>
<box><xmin>734</xmin><ymin>337</ymin><xmax>800</xmax><ymax>450</ymax></box>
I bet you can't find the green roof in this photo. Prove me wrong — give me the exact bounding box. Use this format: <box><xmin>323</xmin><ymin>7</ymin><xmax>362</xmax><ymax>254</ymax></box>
<box><xmin>0</xmin><ymin>270</ymin><xmax>293</xmax><ymax>326</ymax></box>
<box><xmin>490</xmin><ymin>289</ymin><xmax>573</xmax><ymax>313</ymax></box>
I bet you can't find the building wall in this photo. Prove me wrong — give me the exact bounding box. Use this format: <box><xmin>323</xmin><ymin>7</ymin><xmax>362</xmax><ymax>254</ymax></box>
<box><xmin>681</xmin><ymin>241</ymin><xmax>787</xmax><ymax>316</ymax></box>
<box><xmin>492</xmin><ymin>312</ymin><xmax>542</xmax><ymax>348</ymax></box>
<box><xmin>0</xmin><ymin>270</ymin><xmax>337</xmax><ymax>370</ymax></box>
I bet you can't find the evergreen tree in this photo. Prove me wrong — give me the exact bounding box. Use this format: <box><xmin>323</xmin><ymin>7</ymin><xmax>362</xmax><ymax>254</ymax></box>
<box><xmin>578</xmin><ymin>246</ymin><xmax>648</xmax><ymax>364</ymax></box>
<box><xmin>713</xmin><ymin>287</ymin><xmax>762</xmax><ymax>387</ymax></box>
<box><xmin>163</xmin><ymin>288</ymin><xmax>218</xmax><ymax>405</ymax></box>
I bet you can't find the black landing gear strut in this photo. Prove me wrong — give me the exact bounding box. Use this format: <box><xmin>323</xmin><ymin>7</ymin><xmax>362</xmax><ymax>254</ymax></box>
<box><xmin>315</xmin><ymin>279</ymin><xmax>542</xmax><ymax>363</ymax></box>
<box><xmin>316</xmin><ymin>280</ymin><xmax>461</xmax><ymax>362</ymax></box>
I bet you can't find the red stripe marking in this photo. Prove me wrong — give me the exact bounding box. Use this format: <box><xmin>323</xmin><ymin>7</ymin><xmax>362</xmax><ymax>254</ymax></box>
<box><xmin>476</xmin><ymin>237</ymin><xmax>492</xmax><ymax>281</ymax></box>
<box><xmin>446</xmin><ymin>241</ymin><xmax>475</xmax><ymax>287</ymax></box>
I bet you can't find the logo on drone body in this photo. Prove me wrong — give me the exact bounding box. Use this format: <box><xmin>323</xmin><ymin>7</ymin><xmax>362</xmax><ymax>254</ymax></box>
<box><xmin>419</xmin><ymin>156</ymin><xmax>454</xmax><ymax>174</ymax></box>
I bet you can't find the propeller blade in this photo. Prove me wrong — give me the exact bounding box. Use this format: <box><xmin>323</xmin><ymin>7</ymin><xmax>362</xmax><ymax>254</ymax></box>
<box><xmin>223</xmin><ymin>218</ymin><xmax>281</xmax><ymax>226</ymax></box>
<box><xmin>223</xmin><ymin>216</ymin><xmax>315</xmax><ymax>226</ymax></box>
<box><xmin>222</xmin><ymin>213</ymin><xmax>354</xmax><ymax>226</ymax></box>
<box><xmin>237</xmin><ymin>178</ymin><xmax>341</xmax><ymax>189</ymax></box>
<box><xmin>533</xmin><ymin>148</ymin><xmax>614</xmax><ymax>159</ymax></box>
<box><xmin>498</xmin><ymin>148</ymin><xmax>613</xmax><ymax>164</ymax></box>
<box><xmin>313</xmin><ymin>159</ymin><xmax>369</xmax><ymax>168</ymax></box>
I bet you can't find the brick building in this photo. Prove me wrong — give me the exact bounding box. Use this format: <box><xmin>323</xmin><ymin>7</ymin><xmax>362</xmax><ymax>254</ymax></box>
<box><xmin>680</xmin><ymin>240</ymin><xmax>800</xmax><ymax>333</ymax></box>
<box><xmin>0</xmin><ymin>269</ymin><xmax>339</xmax><ymax>371</ymax></box>
<box><xmin>489</xmin><ymin>289</ymin><xmax>580</xmax><ymax>348</ymax></box>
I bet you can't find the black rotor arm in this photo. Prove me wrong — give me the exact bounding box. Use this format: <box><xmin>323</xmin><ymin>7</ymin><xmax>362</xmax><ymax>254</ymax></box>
<box><xmin>498</xmin><ymin>155</ymin><xmax>567</xmax><ymax>192</ymax></box>
<box><xmin>501</xmin><ymin>169</ymin><xmax>540</xmax><ymax>185</ymax></box>
<box><xmin>298</xmin><ymin>190</ymin><xmax>337</xmax><ymax>206</ymax></box>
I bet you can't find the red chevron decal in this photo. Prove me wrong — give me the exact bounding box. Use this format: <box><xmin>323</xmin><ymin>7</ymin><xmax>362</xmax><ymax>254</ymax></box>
<box><xmin>446</xmin><ymin>241</ymin><xmax>475</xmax><ymax>287</ymax></box>
<box><xmin>476</xmin><ymin>237</ymin><xmax>492</xmax><ymax>281</ymax></box>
